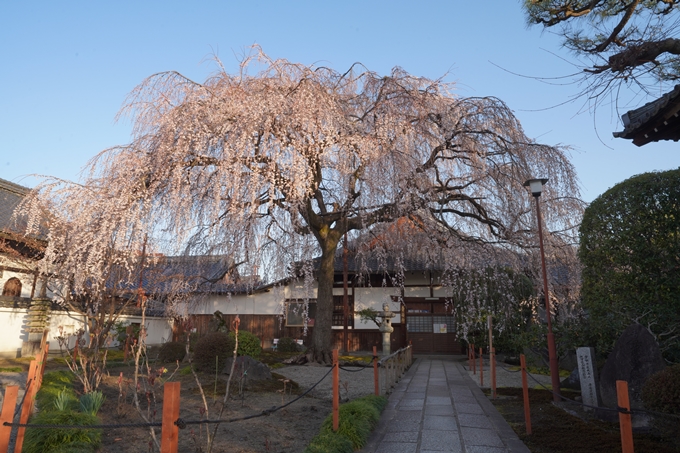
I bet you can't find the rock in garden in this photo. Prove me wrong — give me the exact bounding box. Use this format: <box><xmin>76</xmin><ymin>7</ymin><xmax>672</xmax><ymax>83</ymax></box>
<box><xmin>560</xmin><ymin>367</ymin><xmax>580</xmax><ymax>391</ymax></box>
<box><xmin>223</xmin><ymin>356</ymin><xmax>272</xmax><ymax>381</ymax></box>
<box><xmin>283</xmin><ymin>354</ymin><xmax>308</xmax><ymax>365</ymax></box>
<box><xmin>599</xmin><ymin>323</ymin><xmax>666</xmax><ymax>410</ymax></box>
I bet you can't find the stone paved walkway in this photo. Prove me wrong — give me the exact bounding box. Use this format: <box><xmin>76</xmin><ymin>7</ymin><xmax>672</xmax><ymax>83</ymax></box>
<box><xmin>360</xmin><ymin>357</ymin><xmax>530</xmax><ymax>453</ymax></box>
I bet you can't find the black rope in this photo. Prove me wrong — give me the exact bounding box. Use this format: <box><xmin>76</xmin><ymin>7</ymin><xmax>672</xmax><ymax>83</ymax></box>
<box><xmin>4</xmin><ymin>364</ymin><xmax>339</xmax><ymax>430</ymax></box>
<box><xmin>12</xmin><ymin>378</ymin><xmax>32</xmax><ymax>419</ymax></box>
<box><xmin>338</xmin><ymin>365</ymin><xmax>367</xmax><ymax>372</ymax></box>
<box><xmin>516</xmin><ymin>365</ymin><xmax>680</xmax><ymax>420</ymax></box>
<box><xmin>4</xmin><ymin>421</ymin><xmax>161</xmax><ymax>429</ymax></box>
<box><xmin>174</xmin><ymin>363</ymin><xmax>338</xmax><ymax>428</ymax></box>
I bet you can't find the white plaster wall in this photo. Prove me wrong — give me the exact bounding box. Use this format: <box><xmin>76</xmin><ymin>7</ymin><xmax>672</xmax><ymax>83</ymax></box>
<box><xmin>0</xmin><ymin>307</ymin><xmax>28</xmax><ymax>357</ymax></box>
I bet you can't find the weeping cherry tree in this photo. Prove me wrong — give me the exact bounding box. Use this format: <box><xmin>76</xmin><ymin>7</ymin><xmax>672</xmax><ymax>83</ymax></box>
<box><xmin>21</xmin><ymin>49</ymin><xmax>582</xmax><ymax>363</ymax></box>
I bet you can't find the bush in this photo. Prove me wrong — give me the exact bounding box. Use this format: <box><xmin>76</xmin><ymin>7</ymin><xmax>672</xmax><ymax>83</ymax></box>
<box><xmin>192</xmin><ymin>332</ymin><xmax>233</xmax><ymax>372</ymax></box>
<box><xmin>79</xmin><ymin>391</ymin><xmax>105</xmax><ymax>416</ymax></box>
<box><xmin>23</xmin><ymin>410</ymin><xmax>101</xmax><ymax>453</ymax></box>
<box><xmin>229</xmin><ymin>330</ymin><xmax>262</xmax><ymax>359</ymax></box>
<box><xmin>276</xmin><ymin>337</ymin><xmax>300</xmax><ymax>353</ymax></box>
<box><xmin>642</xmin><ymin>364</ymin><xmax>680</xmax><ymax>415</ymax></box>
<box><xmin>641</xmin><ymin>364</ymin><xmax>680</xmax><ymax>447</ymax></box>
<box><xmin>304</xmin><ymin>432</ymin><xmax>353</xmax><ymax>453</ymax></box>
<box><xmin>157</xmin><ymin>341</ymin><xmax>187</xmax><ymax>363</ymax></box>
<box><xmin>25</xmin><ymin>371</ymin><xmax>102</xmax><ymax>453</ymax></box>
<box><xmin>579</xmin><ymin>169</ymin><xmax>680</xmax><ymax>362</ymax></box>
<box><xmin>306</xmin><ymin>395</ymin><xmax>387</xmax><ymax>452</ymax></box>
<box><xmin>36</xmin><ymin>371</ymin><xmax>77</xmax><ymax>412</ymax></box>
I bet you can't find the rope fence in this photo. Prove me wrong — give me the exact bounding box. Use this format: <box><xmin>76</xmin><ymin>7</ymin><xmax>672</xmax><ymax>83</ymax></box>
<box><xmin>466</xmin><ymin>345</ymin><xmax>679</xmax><ymax>453</ymax></box>
<box><xmin>1</xmin><ymin>346</ymin><xmax>414</xmax><ymax>453</ymax></box>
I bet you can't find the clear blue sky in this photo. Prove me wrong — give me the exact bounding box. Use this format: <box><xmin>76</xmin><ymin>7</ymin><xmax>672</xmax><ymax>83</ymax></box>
<box><xmin>1</xmin><ymin>1</ymin><xmax>678</xmax><ymax>202</ymax></box>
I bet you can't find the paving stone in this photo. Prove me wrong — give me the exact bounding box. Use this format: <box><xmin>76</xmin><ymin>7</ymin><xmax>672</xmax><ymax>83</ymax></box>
<box><xmin>465</xmin><ymin>446</ymin><xmax>508</xmax><ymax>453</ymax></box>
<box><xmin>420</xmin><ymin>429</ymin><xmax>462</xmax><ymax>451</ymax></box>
<box><xmin>375</xmin><ymin>442</ymin><xmax>418</xmax><ymax>453</ymax></box>
<box><xmin>423</xmin><ymin>415</ymin><xmax>458</xmax><ymax>431</ymax></box>
<box><xmin>451</xmin><ymin>394</ymin><xmax>477</xmax><ymax>404</ymax></box>
<box><xmin>425</xmin><ymin>405</ymin><xmax>455</xmax><ymax>415</ymax></box>
<box><xmin>394</xmin><ymin>410</ymin><xmax>423</xmax><ymax>422</ymax></box>
<box><xmin>460</xmin><ymin>427</ymin><xmax>504</xmax><ymax>447</ymax></box>
<box><xmin>457</xmin><ymin>413</ymin><xmax>493</xmax><ymax>429</ymax></box>
<box><xmin>400</xmin><ymin>398</ymin><xmax>425</xmax><ymax>408</ymax></box>
<box><xmin>455</xmin><ymin>402</ymin><xmax>485</xmax><ymax>414</ymax></box>
<box><xmin>386</xmin><ymin>419</ymin><xmax>421</xmax><ymax>432</ymax></box>
<box><xmin>427</xmin><ymin>396</ymin><xmax>452</xmax><ymax>405</ymax></box>
<box><xmin>385</xmin><ymin>430</ymin><xmax>420</xmax><ymax>442</ymax></box>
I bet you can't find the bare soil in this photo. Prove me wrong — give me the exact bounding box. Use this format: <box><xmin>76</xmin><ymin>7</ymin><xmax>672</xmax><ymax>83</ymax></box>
<box><xmin>1</xmin><ymin>356</ymin><xmax>335</xmax><ymax>453</ymax></box>
<box><xmin>488</xmin><ymin>387</ymin><xmax>679</xmax><ymax>453</ymax></box>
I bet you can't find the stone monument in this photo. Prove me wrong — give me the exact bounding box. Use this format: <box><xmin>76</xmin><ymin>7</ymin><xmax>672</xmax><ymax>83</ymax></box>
<box><xmin>378</xmin><ymin>303</ymin><xmax>395</xmax><ymax>356</ymax></box>
<box><xmin>599</xmin><ymin>323</ymin><xmax>666</xmax><ymax>411</ymax></box>
<box><xmin>576</xmin><ymin>347</ymin><xmax>601</xmax><ymax>410</ymax></box>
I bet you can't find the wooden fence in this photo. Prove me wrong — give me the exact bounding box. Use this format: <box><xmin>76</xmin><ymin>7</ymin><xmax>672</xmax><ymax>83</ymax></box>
<box><xmin>175</xmin><ymin>314</ymin><xmax>404</xmax><ymax>352</ymax></box>
<box><xmin>1</xmin><ymin>347</ymin><xmax>414</xmax><ymax>453</ymax></box>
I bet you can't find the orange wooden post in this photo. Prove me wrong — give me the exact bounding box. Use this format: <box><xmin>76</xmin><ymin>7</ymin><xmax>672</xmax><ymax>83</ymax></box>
<box><xmin>616</xmin><ymin>380</ymin><xmax>635</xmax><ymax>453</ymax></box>
<box><xmin>373</xmin><ymin>346</ymin><xmax>379</xmax><ymax>396</ymax></box>
<box><xmin>161</xmin><ymin>381</ymin><xmax>181</xmax><ymax>453</ymax></box>
<box><xmin>479</xmin><ymin>348</ymin><xmax>483</xmax><ymax>387</ymax></box>
<box><xmin>332</xmin><ymin>349</ymin><xmax>339</xmax><ymax>432</ymax></box>
<box><xmin>520</xmin><ymin>354</ymin><xmax>532</xmax><ymax>435</ymax></box>
<box><xmin>491</xmin><ymin>347</ymin><xmax>497</xmax><ymax>399</ymax></box>
<box><xmin>39</xmin><ymin>343</ymin><xmax>50</xmax><ymax>382</ymax></box>
<box><xmin>15</xmin><ymin>360</ymin><xmax>39</xmax><ymax>453</ymax></box>
<box><xmin>471</xmin><ymin>344</ymin><xmax>476</xmax><ymax>374</ymax></box>
<box><xmin>0</xmin><ymin>385</ymin><xmax>19</xmax><ymax>453</ymax></box>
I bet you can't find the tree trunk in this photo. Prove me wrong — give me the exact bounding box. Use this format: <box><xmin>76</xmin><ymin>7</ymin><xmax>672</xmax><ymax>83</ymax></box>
<box><xmin>310</xmin><ymin>239</ymin><xmax>338</xmax><ymax>364</ymax></box>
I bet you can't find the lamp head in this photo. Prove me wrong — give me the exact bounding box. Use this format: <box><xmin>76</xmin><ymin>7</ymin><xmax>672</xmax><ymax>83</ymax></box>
<box><xmin>523</xmin><ymin>178</ymin><xmax>548</xmax><ymax>197</ymax></box>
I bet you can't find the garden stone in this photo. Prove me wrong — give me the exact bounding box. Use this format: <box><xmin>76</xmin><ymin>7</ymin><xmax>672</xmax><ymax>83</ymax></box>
<box><xmin>599</xmin><ymin>323</ymin><xmax>666</xmax><ymax>410</ymax></box>
<box><xmin>223</xmin><ymin>356</ymin><xmax>272</xmax><ymax>381</ymax></box>
<box><xmin>576</xmin><ymin>347</ymin><xmax>600</xmax><ymax>409</ymax></box>
<box><xmin>560</xmin><ymin>367</ymin><xmax>580</xmax><ymax>391</ymax></box>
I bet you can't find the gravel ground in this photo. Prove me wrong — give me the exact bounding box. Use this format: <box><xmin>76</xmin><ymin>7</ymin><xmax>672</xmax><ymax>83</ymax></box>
<box><xmin>274</xmin><ymin>356</ymin><xmax>553</xmax><ymax>403</ymax></box>
<box><xmin>464</xmin><ymin>357</ymin><xmax>553</xmax><ymax>390</ymax></box>
<box><xmin>275</xmin><ymin>363</ymin><xmax>377</xmax><ymax>401</ymax></box>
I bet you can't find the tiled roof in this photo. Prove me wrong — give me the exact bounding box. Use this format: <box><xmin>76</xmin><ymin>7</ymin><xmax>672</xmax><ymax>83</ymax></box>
<box><xmin>0</xmin><ymin>178</ymin><xmax>30</xmax><ymax>234</ymax></box>
<box><xmin>614</xmin><ymin>84</ymin><xmax>680</xmax><ymax>146</ymax></box>
<box><xmin>112</xmin><ymin>255</ymin><xmax>260</xmax><ymax>296</ymax></box>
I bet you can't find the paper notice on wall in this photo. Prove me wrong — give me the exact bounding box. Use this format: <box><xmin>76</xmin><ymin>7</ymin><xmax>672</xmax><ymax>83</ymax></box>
<box><xmin>433</xmin><ymin>323</ymin><xmax>447</xmax><ymax>333</ymax></box>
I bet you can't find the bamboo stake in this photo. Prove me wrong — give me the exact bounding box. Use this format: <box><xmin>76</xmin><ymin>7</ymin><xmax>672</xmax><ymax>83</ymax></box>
<box><xmin>520</xmin><ymin>354</ymin><xmax>531</xmax><ymax>435</ymax></box>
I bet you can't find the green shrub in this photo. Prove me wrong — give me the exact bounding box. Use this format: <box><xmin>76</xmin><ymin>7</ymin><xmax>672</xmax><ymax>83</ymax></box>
<box><xmin>276</xmin><ymin>337</ymin><xmax>300</xmax><ymax>353</ymax></box>
<box><xmin>230</xmin><ymin>330</ymin><xmax>262</xmax><ymax>359</ymax></box>
<box><xmin>308</xmin><ymin>395</ymin><xmax>387</xmax><ymax>451</ymax></box>
<box><xmin>23</xmin><ymin>410</ymin><xmax>101</xmax><ymax>453</ymax></box>
<box><xmin>642</xmin><ymin>364</ymin><xmax>680</xmax><ymax>415</ymax></box>
<box><xmin>36</xmin><ymin>371</ymin><xmax>77</xmax><ymax>412</ymax></box>
<box><xmin>192</xmin><ymin>332</ymin><xmax>233</xmax><ymax>372</ymax></box>
<box><xmin>641</xmin><ymin>364</ymin><xmax>680</xmax><ymax>447</ymax></box>
<box><xmin>304</xmin><ymin>432</ymin><xmax>353</xmax><ymax>453</ymax></box>
<box><xmin>79</xmin><ymin>391</ymin><xmax>105</xmax><ymax>416</ymax></box>
<box><xmin>157</xmin><ymin>341</ymin><xmax>187</xmax><ymax>363</ymax></box>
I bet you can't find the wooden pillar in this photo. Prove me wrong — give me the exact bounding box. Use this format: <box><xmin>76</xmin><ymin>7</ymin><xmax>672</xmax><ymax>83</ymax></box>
<box><xmin>0</xmin><ymin>386</ymin><xmax>19</xmax><ymax>453</ymax></box>
<box><xmin>616</xmin><ymin>380</ymin><xmax>634</xmax><ymax>453</ymax></box>
<box><xmin>332</xmin><ymin>349</ymin><xmax>339</xmax><ymax>432</ymax></box>
<box><xmin>373</xmin><ymin>346</ymin><xmax>379</xmax><ymax>396</ymax></box>
<box><xmin>161</xmin><ymin>381</ymin><xmax>181</xmax><ymax>453</ymax></box>
<box><xmin>15</xmin><ymin>360</ymin><xmax>39</xmax><ymax>453</ymax></box>
<box><xmin>520</xmin><ymin>354</ymin><xmax>531</xmax><ymax>435</ymax></box>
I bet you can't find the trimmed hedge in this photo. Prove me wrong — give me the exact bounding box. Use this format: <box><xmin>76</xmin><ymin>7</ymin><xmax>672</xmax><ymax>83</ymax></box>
<box><xmin>304</xmin><ymin>395</ymin><xmax>388</xmax><ymax>453</ymax></box>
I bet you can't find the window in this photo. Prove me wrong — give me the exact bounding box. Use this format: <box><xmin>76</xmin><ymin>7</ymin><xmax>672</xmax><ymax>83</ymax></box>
<box><xmin>332</xmin><ymin>295</ymin><xmax>354</xmax><ymax>327</ymax></box>
<box><xmin>2</xmin><ymin>277</ymin><xmax>22</xmax><ymax>297</ymax></box>
<box><xmin>286</xmin><ymin>300</ymin><xmax>316</xmax><ymax>327</ymax></box>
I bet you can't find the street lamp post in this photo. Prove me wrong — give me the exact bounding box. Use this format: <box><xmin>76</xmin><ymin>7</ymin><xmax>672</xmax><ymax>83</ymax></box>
<box><xmin>524</xmin><ymin>178</ymin><xmax>561</xmax><ymax>402</ymax></box>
